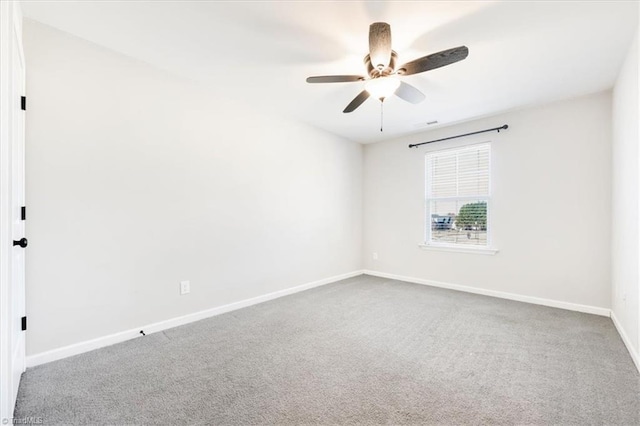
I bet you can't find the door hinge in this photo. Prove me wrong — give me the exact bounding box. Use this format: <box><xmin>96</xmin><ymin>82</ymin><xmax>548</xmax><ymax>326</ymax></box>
<box><xmin>21</xmin><ymin>96</ymin><xmax>26</xmax><ymax>111</ymax></box>
<box><xmin>21</xmin><ymin>206</ymin><xmax>26</xmax><ymax>221</ymax></box>
<box><xmin>21</xmin><ymin>316</ymin><xmax>27</xmax><ymax>331</ymax></box>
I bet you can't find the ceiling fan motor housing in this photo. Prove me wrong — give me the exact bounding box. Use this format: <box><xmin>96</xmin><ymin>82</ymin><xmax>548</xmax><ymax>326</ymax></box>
<box><xmin>365</xmin><ymin>51</ymin><xmax>398</xmax><ymax>78</ymax></box>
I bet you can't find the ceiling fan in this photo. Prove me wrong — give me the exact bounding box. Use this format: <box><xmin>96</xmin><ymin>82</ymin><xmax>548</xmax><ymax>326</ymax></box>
<box><xmin>306</xmin><ymin>22</ymin><xmax>469</xmax><ymax>118</ymax></box>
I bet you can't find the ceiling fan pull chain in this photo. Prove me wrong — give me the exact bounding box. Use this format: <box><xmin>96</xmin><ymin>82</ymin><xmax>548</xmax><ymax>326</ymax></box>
<box><xmin>380</xmin><ymin>99</ymin><xmax>384</xmax><ymax>132</ymax></box>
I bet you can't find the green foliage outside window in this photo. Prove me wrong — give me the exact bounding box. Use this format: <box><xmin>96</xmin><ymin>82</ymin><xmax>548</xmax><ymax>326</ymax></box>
<box><xmin>456</xmin><ymin>202</ymin><xmax>487</xmax><ymax>230</ymax></box>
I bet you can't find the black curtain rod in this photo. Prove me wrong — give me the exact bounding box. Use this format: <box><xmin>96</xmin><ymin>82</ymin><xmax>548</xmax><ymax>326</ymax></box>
<box><xmin>408</xmin><ymin>124</ymin><xmax>509</xmax><ymax>148</ymax></box>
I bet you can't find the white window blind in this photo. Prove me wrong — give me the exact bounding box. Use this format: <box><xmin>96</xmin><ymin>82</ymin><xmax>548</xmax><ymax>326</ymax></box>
<box><xmin>425</xmin><ymin>143</ymin><xmax>491</xmax><ymax>247</ymax></box>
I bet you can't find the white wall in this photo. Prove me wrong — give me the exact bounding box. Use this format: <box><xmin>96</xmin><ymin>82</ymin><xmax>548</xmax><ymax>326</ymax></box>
<box><xmin>611</xmin><ymin>30</ymin><xmax>640</xmax><ymax>360</ymax></box>
<box><xmin>23</xmin><ymin>21</ymin><xmax>362</xmax><ymax>356</ymax></box>
<box><xmin>363</xmin><ymin>92</ymin><xmax>612</xmax><ymax>311</ymax></box>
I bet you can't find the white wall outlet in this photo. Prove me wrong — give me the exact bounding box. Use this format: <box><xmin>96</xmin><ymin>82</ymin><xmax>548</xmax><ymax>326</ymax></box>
<box><xmin>372</xmin><ymin>252</ymin><xmax>378</xmax><ymax>260</ymax></box>
<box><xmin>622</xmin><ymin>292</ymin><xmax>627</xmax><ymax>302</ymax></box>
<box><xmin>180</xmin><ymin>280</ymin><xmax>190</xmax><ymax>295</ymax></box>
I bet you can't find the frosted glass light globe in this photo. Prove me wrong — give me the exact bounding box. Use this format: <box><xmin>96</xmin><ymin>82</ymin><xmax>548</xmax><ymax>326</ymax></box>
<box><xmin>365</xmin><ymin>76</ymin><xmax>401</xmax><ymax>99</ymax></box>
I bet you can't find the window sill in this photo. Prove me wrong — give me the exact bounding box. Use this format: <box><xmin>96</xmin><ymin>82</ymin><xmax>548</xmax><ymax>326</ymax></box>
<box><xmin>418</xmin><ymin>243</ymin><xmax>499</xmax><ymax>255</ymax></box>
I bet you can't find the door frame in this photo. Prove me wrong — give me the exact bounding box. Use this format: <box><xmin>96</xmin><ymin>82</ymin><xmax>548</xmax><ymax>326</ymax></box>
<box><xmin>0</xmin><ymin>0</ymin><xmax>25</xmax><ymax>421</ymax></box>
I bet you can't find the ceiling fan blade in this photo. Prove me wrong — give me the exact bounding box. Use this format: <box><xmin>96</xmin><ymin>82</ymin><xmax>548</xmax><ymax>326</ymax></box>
<box><xmin>306</xmin><ymin>75</ymin><xmax>365</xmax><ymax>83</ymax></box>
<box><xmin>395</xmin><ymin>81</ymin><xmax>425</xmax><ymax>104</ymax></box>
<box><xmin>369</xmin><ymin>22</ymin><xmax>392</xmax><ymax>70</ymax></box>
<box><xmin>343</xmin><ymin>90</ymin><xmax>370</xmax><ymax>113</ymax></box>
<box><xmin>398</xmin><ymin>46</ymin><xmax>469</xmax><ymax>76</ymax></box>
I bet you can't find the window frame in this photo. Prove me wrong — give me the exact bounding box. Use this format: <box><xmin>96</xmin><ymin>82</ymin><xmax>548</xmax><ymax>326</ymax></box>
<box><xmin>421</xmin><ymin>142</ymin><xmax>497</xmax><ymax>255</ymax></box>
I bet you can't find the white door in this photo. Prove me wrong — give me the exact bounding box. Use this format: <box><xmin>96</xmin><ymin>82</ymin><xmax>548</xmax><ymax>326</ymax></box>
<box><xmin>0</xmin><ymin>1</ymin><xmax>26</xmax><ymax>418</ymax></box>
<box><xmin>10</xmin><ymin>8</ymin><xmax>27</xmax><ymax>404</ymax></box>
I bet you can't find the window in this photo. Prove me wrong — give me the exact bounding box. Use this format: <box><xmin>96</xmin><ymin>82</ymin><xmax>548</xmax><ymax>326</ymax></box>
<box><xmin>424</xmin><ymin>143</ymin><xmax>492</xmax><ymax>251</ymax></box>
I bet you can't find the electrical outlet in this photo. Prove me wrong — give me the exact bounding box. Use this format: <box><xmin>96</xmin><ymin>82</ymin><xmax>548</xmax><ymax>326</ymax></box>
<box><xmin>372</xmin><ymin>252</ymin><xmax>378</xmax><ymax>260</ymax></box>
<box><xmin>180</xmin><ymin>280</ymin><xmax>190</xmax><ymax>295</ymax></box>
<box><xmin>622</xmin><ymin>292</ymin><xmax>627</xmax><ymax>302</ymax></box>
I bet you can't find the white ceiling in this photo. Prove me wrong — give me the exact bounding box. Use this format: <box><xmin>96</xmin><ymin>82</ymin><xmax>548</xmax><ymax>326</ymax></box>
<box><xmin>21</xmin><ymin>0</ymin><xmax>639</xmax><ymax>144</ymax></box>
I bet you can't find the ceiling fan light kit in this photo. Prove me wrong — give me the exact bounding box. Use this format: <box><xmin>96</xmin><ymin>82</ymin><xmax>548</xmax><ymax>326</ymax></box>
<box><xmin>306</xmin><ymin>22</ymin><xmax>469</xmax><ymax>131</ymax></box>
<box><xmin>364</xmin><ymin>76</ymin><xmax>400</xmax><ymax>100</ymax></box>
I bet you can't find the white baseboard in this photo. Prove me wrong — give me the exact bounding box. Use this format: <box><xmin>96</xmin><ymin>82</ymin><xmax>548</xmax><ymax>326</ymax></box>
<box><xmin>26</xmin><ymin>270</ymin><xmax>364</xmax><ymax>367</ymax></box>
<box><xmin>611</xmin><ymin>311</ymin><xmax>640</xmax><ymax>373</ymax></box>
<box><xmin>363</xmin><ymin>270</ymin><xmax>611</xmax><ymax>317</ymax></box>
<box><xmin>26</xmin><ymin>269</ymin><xmax>621</xmax><ymax>368</ymax></box>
